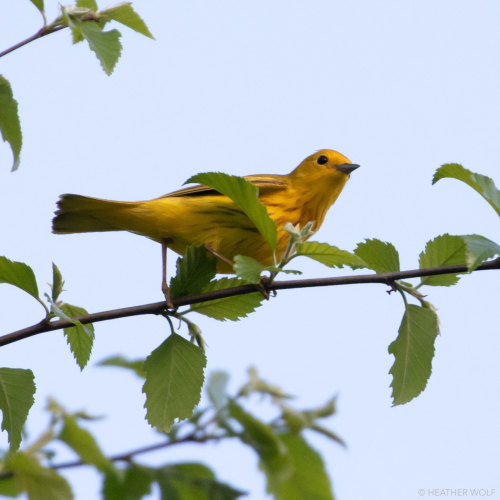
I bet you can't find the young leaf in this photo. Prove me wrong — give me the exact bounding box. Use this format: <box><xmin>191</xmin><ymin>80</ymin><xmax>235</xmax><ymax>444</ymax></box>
<box><xmin>433</xmin><ymin>164</ymin><xmax>500</xmax><ymax>217</ymax></box>
<box><xmin>100</xmin><ymin>3</ymin><xmax>154</xmax><ymax>39</ymax></box>
<box><xmin>29</xmin><ymin>0</ymin><xmax>44</xmax><ymax>15</ymax></box>
<box><xmin>64</xmin><ymin>6</ymin><xmax>122</xmax><ymax>76</ymax></box>
<box><xmin>0</xmin><ymin>476</ymin><xmax>20</xmax><ymax>497</ymax></box>
<box><xmin>264</xmin><ymin>433</ymin><xmax>334</xmax><ymax>500</ymax></box>
<box><xmin>233</xmin><ymin>255</ymin><xmax>266</xmax><ymax>283</ymax></box>
<box><xmin>98</xmin><ymin>355</ymin><xmax>146</xmax><ymax>378</ymax></box>
<box><xmin>228</xmin><ymin>401</ymin><xmax>290</xmax><ymax>476</ymax></box>
<box><xmin>143</xmin><ymin>333</ymin><xmax>206</xmax><ymax>432</ymax></box>
<box><xmin>234</xmin><ymin>255</ymin><xmax>300</xmax><ymax>283</ymax></box>
<box><xmin>185</xmin><ymin>172</ymin><xmax>278</xmax><ymax>251</ymax></box>
<box><xmin>388</xmin><ymin>304</ymin><xmax>439</xmax><ymax>405</ymax></box>
<box><xmin>6</xmin><ymin>452</ymin><xmax>72</xmax><ymax>500</ymax></box>
<box><xmin>190</xmin><ymin>278</ymin><xmax>263</xmax><ymax>321</ymax></box>
<box><xmin>103</xmin><ymin>464</ymin><xmax>153</xmax><ymax>500</ymax></box>
<box><xmin>206</xmin><ymin>371</ymin><xmax>229</xmax><ymax>411</ymax></box>
<box><xmin>0</xmin><ymin>256</ymin><xmax>39</xmax><ymax>300</ymax></box>
<box><xmin>52</xmin><ymin>303</ymin><xmax>94</xmax><ymax>370</ymax></box>
<box><xmin>0</xmin><ymin>368</ymin><xmax>36</xmax><ymax>451</ymax></box>
<box><xmin>354</xmin><ymin>239</ymin><xmax>400</xmax><ymax>273</ymax></box>
<box><xmin>51</xmin><ymin>263</ymin><xmax>64</xmax><ymax>301</ymax></box>
<box><xmin>156</xmin><ymin>463</ymin><xmax>245</xmax><ymax>500</ymax></box>
<box><xmin>0</xmin><ymin>76</ymin><xmax>22</xmax><ymax>171</ymax></box>
<box><xmin>170</xmin><ymin>246</ymin><xmax>217</xmax><ymax>298</ymax></box>
<box><xmin>418</xmin><ymin>234</ymin><xmax>467</xmax><ymax>286</ymax></box>
<box><xmin>81</xmin><ymin>23</ymin><xmax>122</xmax><ymax>75</ymax></box>
<box><xmin>59</xmin><ymin>415</ymin><xmax>113</xmax><ymax>473</ymax></box>
<box><xmin>77</xmin><ymin>0</ymin><xmax>97</xmax><ymax>9</ymax></box>
<box><xmin>462</xmin><ymin>234</ymin><xmax>500</xmax><ymax>271</ymax></box>
<box><xmin>296</xmin><ymin>241</ymin><xmax>367</xmax><ymax>269</ymax></box>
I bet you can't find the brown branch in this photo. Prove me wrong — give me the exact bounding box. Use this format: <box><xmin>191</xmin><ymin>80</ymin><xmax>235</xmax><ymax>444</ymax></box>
<box><xmin>55</xmin><ymin>433</ymin><xmax>223</xmax><ymax>470</ymax></box>
<box><xmin>0</xmin><ymin>433</ymin><xmax>224</xmax><ymax>480</ymax></box>
<box><xmin>0</xmin><ymin>25</ymin><xmax>67</xmax><ymax>58</ymax></box>
<box><xmin>1</xmin><ymin>258</ymin><xmax>499</xmax><ymax>347</ymax></box>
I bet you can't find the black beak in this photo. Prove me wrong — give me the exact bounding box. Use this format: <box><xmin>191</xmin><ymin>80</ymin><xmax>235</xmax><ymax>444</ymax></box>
<box><xmin>336</xmin><ymin>163</ymin><xmax>360</xmax><ymax>175</ymax></box>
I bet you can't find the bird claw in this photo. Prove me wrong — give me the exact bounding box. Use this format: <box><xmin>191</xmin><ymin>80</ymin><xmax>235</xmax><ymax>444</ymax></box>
<box><xmin>257</xmin><ymin>276</ymin><xmax>272</xmax><ymax>300</ymax></box>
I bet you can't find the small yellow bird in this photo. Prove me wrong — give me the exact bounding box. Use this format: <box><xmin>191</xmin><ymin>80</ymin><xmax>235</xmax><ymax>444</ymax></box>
<box><xmin>53</xmin><ymin>149</ymin><xmax>358</xmax><ymax>301</ymax></box>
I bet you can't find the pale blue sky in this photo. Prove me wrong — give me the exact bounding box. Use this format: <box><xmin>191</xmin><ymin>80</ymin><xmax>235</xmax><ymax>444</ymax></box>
<box><xmin>1</xmin><ymin>1</ymin><xmax>499</xmax><ymax>499</ymax></box>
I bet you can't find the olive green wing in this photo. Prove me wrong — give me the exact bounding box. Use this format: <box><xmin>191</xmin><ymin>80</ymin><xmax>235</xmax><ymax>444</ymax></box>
<box><xmin>160</xmin><ymin>174</ymin><xmax>288</xmax><ymax>199</ymax></box>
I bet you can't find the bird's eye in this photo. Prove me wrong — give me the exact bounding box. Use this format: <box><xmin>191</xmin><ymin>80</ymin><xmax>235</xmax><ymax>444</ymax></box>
<box><xmin>317</xmin><ymin>155</ymin><xmax>328</xmax><ymax>165</ymax></box>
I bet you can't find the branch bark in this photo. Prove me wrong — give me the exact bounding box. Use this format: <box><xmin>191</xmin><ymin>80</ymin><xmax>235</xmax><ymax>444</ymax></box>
<box><xmin>0</xmin><ymin>25</ymin><xmax>67</xmax><ymax>58</ymax></box>
<box><xmin>1</xmin><ymin>258</ymin><xmax>499</xmax><ymax>347</ymax></box>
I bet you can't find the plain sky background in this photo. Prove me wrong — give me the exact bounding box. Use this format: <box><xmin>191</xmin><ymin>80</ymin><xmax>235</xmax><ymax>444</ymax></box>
<box><xmin>1</xmin><ymin>0</ymin><xmax>500</xmax><ymax>499</ymax></box>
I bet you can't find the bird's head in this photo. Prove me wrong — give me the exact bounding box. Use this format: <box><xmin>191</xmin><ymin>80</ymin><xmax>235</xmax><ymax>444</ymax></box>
<box><xmin>290</xmin><ymin>149</ymin><xmax>360</xmax><ymax>184</ymax></box>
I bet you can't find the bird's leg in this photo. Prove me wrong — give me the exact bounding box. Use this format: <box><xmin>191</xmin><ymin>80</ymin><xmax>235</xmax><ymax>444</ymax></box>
<box><xmin>161</xmin><ymin>239</ymin><xmax>175</xmax><ymax>309</ymax></box>
<box><xmin>204</xmin><ymin>243</ymin><xmax>234</xmax><ymax>268</ymax></box>
<box><xmin>203</xmin><ymin>243</ymin><xmax>270</xmax><ymax>300</ymax></box>
<box><xmin>256</xmin><ymin>276</ymin><xmax>270</xmax><ymax>300</ymax></box>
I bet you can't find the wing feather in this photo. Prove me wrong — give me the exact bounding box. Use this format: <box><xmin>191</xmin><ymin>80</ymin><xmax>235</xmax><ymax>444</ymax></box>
<box><xmin>160</xmin><ymin>174</ymin><xmax>288</xmax><ymax>198</ymax></box>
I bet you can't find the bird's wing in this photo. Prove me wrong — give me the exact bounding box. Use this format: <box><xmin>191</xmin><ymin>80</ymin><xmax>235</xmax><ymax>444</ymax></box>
<box><xmin>160</xmin><ymin>174</ymin><xmax>288</xmax><ymax>198</ymax></box>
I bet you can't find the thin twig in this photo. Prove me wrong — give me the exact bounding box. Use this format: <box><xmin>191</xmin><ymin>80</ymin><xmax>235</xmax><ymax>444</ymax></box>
<box><xmin>0</xmin><ymin>25</ymin><xmax>67</xmax><ymax>58</ymax></box>
<box><xmin>1</xmin><ymin>258</ymin><xmax>499</xmax><ymax>347</ymax></box>
<box><xmin>0</xmin><ymin>433</ymin><xmax>224</xmax><ymax>479</ymax></box>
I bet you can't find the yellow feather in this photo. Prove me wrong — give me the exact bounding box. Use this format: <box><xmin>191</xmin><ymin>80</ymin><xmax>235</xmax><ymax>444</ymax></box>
<box><xmin>52</xmin><ymin>149</ymin><xmax>358</xmax><ymax>273</ymax></box>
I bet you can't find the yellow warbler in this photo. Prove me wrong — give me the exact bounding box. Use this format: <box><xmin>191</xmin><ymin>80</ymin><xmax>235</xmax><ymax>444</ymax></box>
<box><xmin>53</xmin><ymin>149</ymin><xmax>358</xmax><ymax>299</ymax></box>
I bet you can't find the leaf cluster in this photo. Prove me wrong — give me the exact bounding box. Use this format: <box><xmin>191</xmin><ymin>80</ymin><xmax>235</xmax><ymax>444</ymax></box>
<box><xmin>0</xmin><ymin>0</ymin><xmax>153</xmax><ymax>170</ymax></box>
<box><xmin>0</xmin><ymin>368</ymin><xmax>341</xmax><ymax>500</ymax></box>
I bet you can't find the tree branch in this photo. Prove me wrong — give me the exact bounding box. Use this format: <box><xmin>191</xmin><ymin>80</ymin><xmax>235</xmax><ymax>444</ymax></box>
<box><xmin>0</xmin><ymin>433</ymin><xmax>224</xmax><ymax>480</ymax></box>
<box><xmin>1</xmin><ymin>258</ymin><xmax>499</xmax><ymax>347</ymax></box>
<box><xmin>0</xmin><ymin>25</ymin><xmax>67</xmax><ymax>59</ymax></box>
<box><xmin>54</xmin><ymin>432</ymin><xmax>223</xmax><ymax>471</ymax></box>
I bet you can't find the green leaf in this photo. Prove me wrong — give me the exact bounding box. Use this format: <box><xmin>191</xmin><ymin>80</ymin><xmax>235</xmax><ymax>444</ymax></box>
<box><xmin>190</xmin><ymin>278</ymin><xmax>263</xmax><ymax>321</ymax></box>
<box><xmin>264</xmin><ymin>433</ymin><xmax>334</xmax><ymax>500</ymax></box>
<box><xmin>101</xmin><ymin>3</ymin><xmax>154</xmax><ymax>39</ymax></box>
<box><xmin>228</xmin><ymin>401</ymin><xmax>289</xmax><ymax>476</ymax></box>
<box><xmin>29</xmin><ymin>0</ymin><xmax>44</xmax><ymax>14</ymax></box>
<box><xmin>239</xmin><ymin>366</ymin><xmax>292</xmax><ymax>399</ymax></box>
<box><xmin>233</xmin><ymin>255</ymin><xmax>300</xmax><ymax>284</ymax></box>
<box><xmin>170</xmin><ymin>246</ymin><xmax>217</xmax><ymax>298</ymax></box>
<box><xmin>433</xmin><ymin>163</ymin><xmax>500</xmax><ymax>217</ymax></box>
<box><xmin>143</xmin><ymin>333</ymin><xmax>206</xmax><ymax>432</ymax></box>
<box><xmin>354</xmin><ymin>239</ymin><xmax>400</xmax><ymax>273</ymax></box>
<box><xmin>77</xmin><ymin>0</ymin><xmax>97</xmax><ymax>9</ymax></box>
<box><xmin>52</xmin><ymin>303</ymin><xmax>94</xmax><ymax>370</ymax></box>
<box><xmin>233</xmin><ymin>255</ymin><xmax>267</xmax><ymax>283</ymax></box>
<box><xmin>0</xmin><ymin>368</ymin><xmax>36</xmax><ymax>451</ymax></box>
<box><xmin>296</xmin><ymin>241</ymin><xmax>367</xmax><ymax>269</ymax></box>
<box><xmin>0</xmin><ymin>256</ymin><xmax>39</xmax><ymax>300</ymax></box>
<box><xmin>65</xmin><ymin>10</ymin><xmax>122</xmax><ymax>76</ymax></box>
<box><xmin>51</xmin><ymin>262</ymin><xmax>64</xmax><ymax>301</ymax></box>
<box><xmin>462</xmin><ymin>234</ymin><xmax>500</xmax><ymax>271</ymax></box>
<box><xmin>388</xmin><ymin>304</ymin><xmax>439</xmax><ymax>405</ymax></box>
<box><xmin>82</xmin><ymin>23</ymin><xmax>122</xmax><ymax>75</ymax></box>
<box><xmin>156</xmin><ymin>463</ymin><xmax>245</xmax><ymax>500</ymax></box>
<box><xmin>98</xmin><ymin>355</ymin><xmax>146</xmax><ymax>378</ymax></box>
<box><xmin>186</xmin><ymin>172</ymin><xmax>278</xmax><ymax>251</ymax></box>
<box><xmin>0</xmin><ymin>76</ymin><xmax>22</xmax><ymax>171</ymax></box>
<box><xmin>418</xmin><ymin>234</ymin><xmax>467</xmax><ymax>286</ymax></box>
<box><xmin>103</xmin><ymin>465</ymin><xmax>153</xmax><ymax>500</ymax></box>
<box><xmin>6</xmin><ymin>452</ymin><xmax>72</xmax><ymax>500</ymax></box>
<box><xmin>71</xmin><ymin>26</ymin><xmax>85</xmax><ymax>44</ymax></box>
<box><xmin>59</xmin><ymin>415</ymin><xmax>113</xmax><ymax>473</ymax></box>
<box><xmin>206</xmin><ymin>371</ymin><xmax>229</xmax><ymax>411</ymax></box>
<box><xmin>0</xmin><ymin>476</ymin><xmax>20</xmax><ymax>497</ymax></box>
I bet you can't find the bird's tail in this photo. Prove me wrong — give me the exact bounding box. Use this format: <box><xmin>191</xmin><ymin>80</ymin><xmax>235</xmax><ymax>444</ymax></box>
<box><xmin>52</xmin><ymin>194</ymin><xmax>137</xmax><ymax>234</ymax></box>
